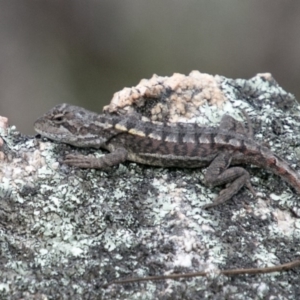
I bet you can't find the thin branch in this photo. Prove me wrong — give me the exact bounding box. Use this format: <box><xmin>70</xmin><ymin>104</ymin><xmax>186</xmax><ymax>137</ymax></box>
<box><xmin>107</xmin><ymin>258</ymin><xmax>300</xmax><ymax>286</ymax></box>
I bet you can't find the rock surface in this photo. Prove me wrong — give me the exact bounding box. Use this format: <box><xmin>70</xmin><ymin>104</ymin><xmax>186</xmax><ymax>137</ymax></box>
<box><xmin>1</xmin><ymin>72</ymin><xmax>300</xmax><ymax>299</ymax></box>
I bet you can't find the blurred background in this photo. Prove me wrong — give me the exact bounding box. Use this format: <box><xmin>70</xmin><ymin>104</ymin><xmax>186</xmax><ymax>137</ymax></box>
<box><xmin>1</xmin><ymin>1</ymin><xmax>300</xmax><ymax>134</ymax></box>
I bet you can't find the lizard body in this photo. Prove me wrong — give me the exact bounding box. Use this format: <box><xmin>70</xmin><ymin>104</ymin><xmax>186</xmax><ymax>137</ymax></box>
<box><xmin>34</xmin><ymin>103</ymin><xmax>300</xmax><ymax>208</ymax></box>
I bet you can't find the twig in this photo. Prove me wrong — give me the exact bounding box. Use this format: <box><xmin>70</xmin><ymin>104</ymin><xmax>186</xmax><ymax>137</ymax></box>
<box><xmin>107</xmin><ymin>259</ymin><xmax>300</xmax><ymax>286</ymax></box>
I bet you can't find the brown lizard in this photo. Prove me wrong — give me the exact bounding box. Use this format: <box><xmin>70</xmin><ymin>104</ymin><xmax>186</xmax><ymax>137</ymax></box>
<box><xmin>34</xmin><ymin>103</ymin><xmax>300</xmax><ymax>208</ymax></box>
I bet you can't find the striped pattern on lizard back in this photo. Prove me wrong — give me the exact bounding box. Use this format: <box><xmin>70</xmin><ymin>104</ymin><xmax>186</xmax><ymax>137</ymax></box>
<box><xmin>34</xmin><ymin>103</ymin><xmax>300</xmax><ymax>208</ymax></box>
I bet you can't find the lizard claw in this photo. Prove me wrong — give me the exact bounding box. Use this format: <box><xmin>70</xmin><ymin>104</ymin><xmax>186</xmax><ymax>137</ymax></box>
<box><xmin>245</xmin><ymin>180</ymin><xmax>257</xmax><ymax>197</ymax></box>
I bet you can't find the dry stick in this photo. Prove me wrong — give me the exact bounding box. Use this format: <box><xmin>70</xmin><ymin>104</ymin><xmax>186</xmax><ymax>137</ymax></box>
<box><xmin>108</xmin><ymin>259</ymin><xmax>300</xmax><ymax>286</ymax></box>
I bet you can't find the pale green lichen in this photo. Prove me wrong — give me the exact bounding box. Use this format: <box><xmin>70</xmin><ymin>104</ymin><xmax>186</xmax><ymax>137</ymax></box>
<box><xmin>1</xmin><ymin>74</ymin><xmax>300</xmax><ymax>299</ymax></box>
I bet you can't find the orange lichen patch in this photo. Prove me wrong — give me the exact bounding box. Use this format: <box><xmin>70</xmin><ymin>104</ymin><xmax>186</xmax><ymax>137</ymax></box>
<box><xmin>272</xmin><ymin>208</ymin><xmax>296</xmax><ymax>235</ymax></box>
<box><xmin>257</xmin><ymin>73</ymin><xmax>273</xmax><ymax>81</ymax></box>
<box><xmin>0</xmin><ymin>117</ymin><xmax>8</xmax><ymax>146</ymax></box>
<box><xmin>103</xmin><ymin>71</ymin><xmax>226</xmax><ymax>122</ymax></box>
<box><xmin>0</xmin><ymin>116</ymin><xmax>8</xmax><ymax>132</ymax></box>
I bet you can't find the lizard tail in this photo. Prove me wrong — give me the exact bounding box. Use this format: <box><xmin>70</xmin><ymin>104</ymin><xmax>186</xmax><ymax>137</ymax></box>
<box><xmin>260</xmin><ymin>152</ymin><xmax>300</xmax><ymax>194</ymax></box>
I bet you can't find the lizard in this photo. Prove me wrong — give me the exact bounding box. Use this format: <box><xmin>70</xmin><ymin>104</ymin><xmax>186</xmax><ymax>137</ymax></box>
<box><xmin>34</xmin><ymin>103</ymin><xmax>300</xmax><ymax>209</ymax></box>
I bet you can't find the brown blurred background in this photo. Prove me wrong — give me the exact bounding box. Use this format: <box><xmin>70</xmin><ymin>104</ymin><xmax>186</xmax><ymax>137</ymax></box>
<box><xmin>1</xmin><ymin>1</ymin><xmax>300</xmax><ymax>134</ymax></box>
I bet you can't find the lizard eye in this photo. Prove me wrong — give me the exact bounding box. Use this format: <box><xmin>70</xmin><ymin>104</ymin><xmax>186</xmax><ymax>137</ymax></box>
<box><xmin>52</xmin><ymin>114</ymin><xmax>64</xmax><ymax>122</ymax></box>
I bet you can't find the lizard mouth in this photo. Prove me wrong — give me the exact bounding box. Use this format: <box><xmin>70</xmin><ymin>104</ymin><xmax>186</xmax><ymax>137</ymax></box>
<box><xmin>34</xmin><ymin>121</ymin><xmax>67</xmax><ymax>142</ymax></box>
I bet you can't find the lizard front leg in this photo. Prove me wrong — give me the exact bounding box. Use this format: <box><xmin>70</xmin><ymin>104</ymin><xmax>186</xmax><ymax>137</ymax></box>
<box><xmin>203</xmin><ymin>152</ymin><xmax>256</xmax><ymax>209</ymax></box>
<box><xmin>63</xmin><ymin>147</ymin><xmax>128</xmax><ymax>169</ymax></box>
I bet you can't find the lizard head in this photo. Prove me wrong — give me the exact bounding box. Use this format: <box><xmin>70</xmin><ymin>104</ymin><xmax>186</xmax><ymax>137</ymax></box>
<box><xmin>34</xmin><ymin>103</ymin><xmax>112</xmax><ymax>147</ymax></box>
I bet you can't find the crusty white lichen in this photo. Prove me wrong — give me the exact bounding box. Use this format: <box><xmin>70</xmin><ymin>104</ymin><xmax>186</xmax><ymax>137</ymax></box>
<box><xmin>0</xmin><ymin>72</ymin><xmax>300</xmax><ymax>299</ymax></box>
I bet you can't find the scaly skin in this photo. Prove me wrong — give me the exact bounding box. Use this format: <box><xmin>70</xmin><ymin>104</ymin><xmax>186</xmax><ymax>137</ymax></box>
<box><xmin>34</xmin><ymin>103</ymin><xmax>300</xmax><ymax>208</ymax></box>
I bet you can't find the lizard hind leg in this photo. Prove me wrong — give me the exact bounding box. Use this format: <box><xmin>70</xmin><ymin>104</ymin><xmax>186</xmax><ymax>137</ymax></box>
<box><xmin>202</xmin><ymin>152</ymin><xmax>256</xmax><ymax>209</ymax></box>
